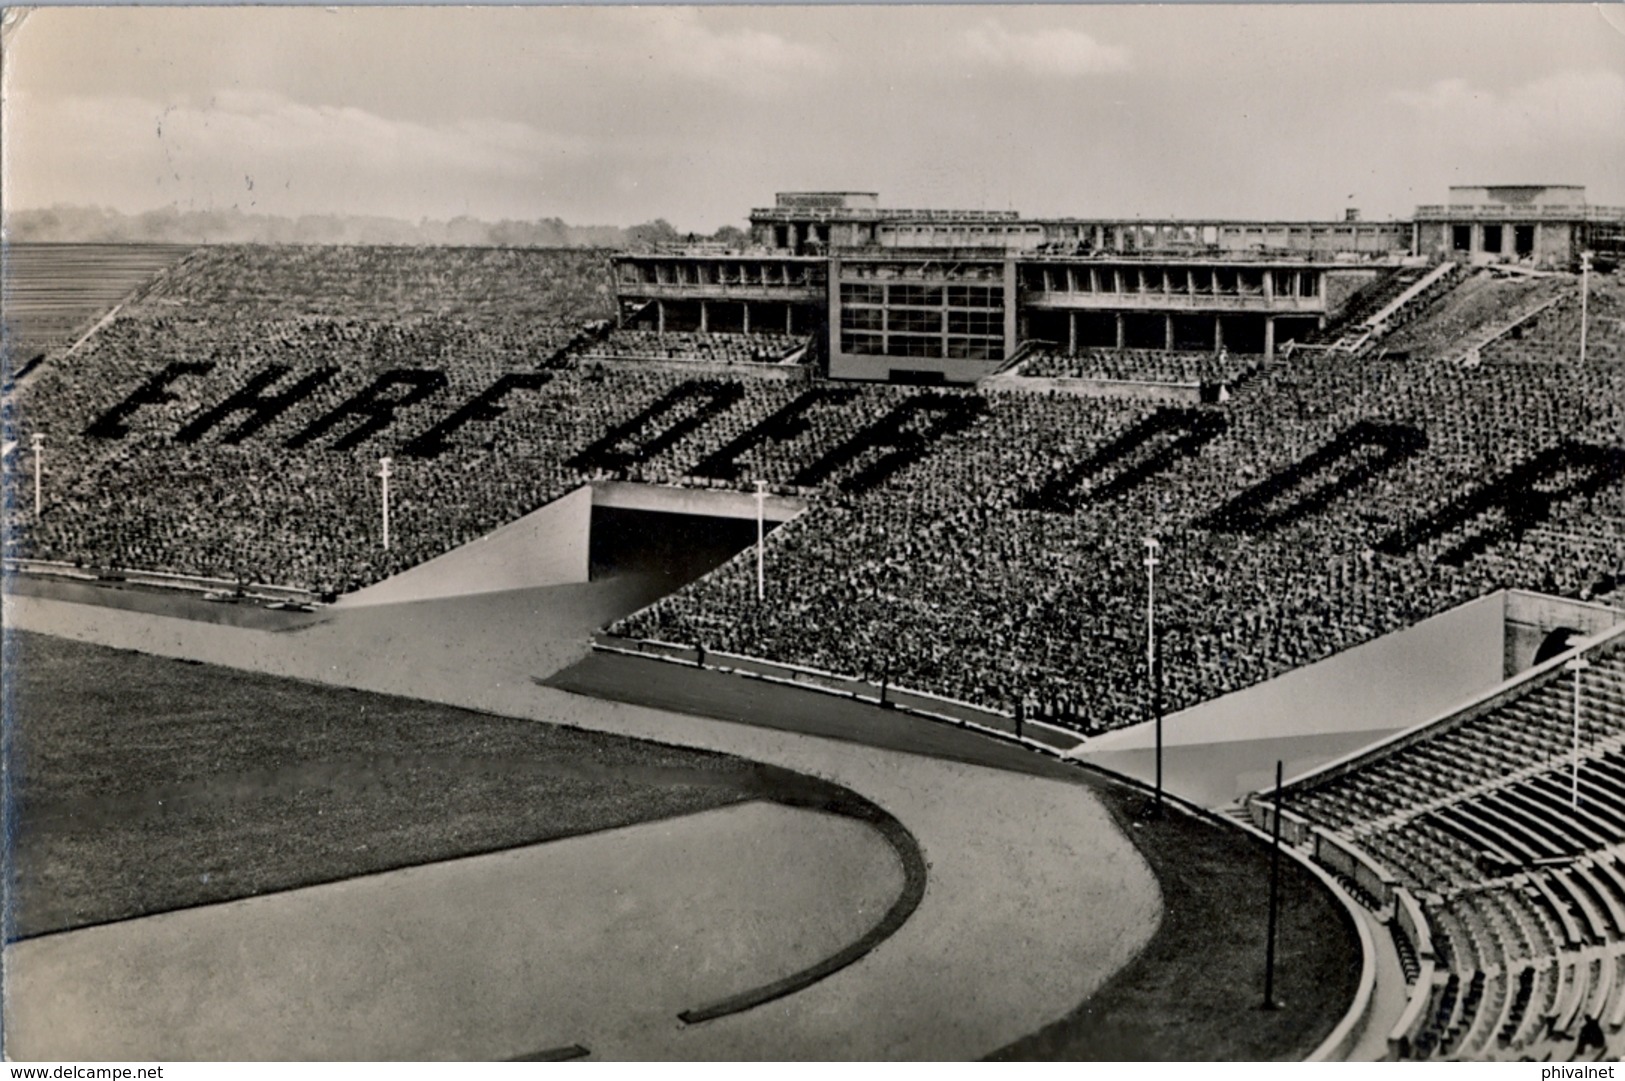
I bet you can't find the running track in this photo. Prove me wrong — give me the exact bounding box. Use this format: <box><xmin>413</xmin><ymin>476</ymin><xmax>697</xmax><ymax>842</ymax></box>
<box><xmin>4</xmin><ymin>584</ymin><xmax>1161</xmax><ymax>1059</ymax></box>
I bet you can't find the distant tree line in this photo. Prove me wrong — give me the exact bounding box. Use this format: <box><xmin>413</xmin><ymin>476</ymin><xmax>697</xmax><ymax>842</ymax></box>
<box><xmin>5</xmin><ymin>205</ymin><xmax>747</xmax><ymax>249</ymax></box>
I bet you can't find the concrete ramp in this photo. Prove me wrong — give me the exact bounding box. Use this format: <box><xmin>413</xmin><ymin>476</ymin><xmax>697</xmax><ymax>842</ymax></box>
<box><xmin>1088</xmin><ymin>592</ymin><xmax>1506</xmax><ymax>755</ymax></box>
<box><xmin>336</xmin><ymin>486</ymin><xmax>591</xmax><ymax>609</ymax></box>
<box><xmin>1076</xmin><ymin>592</ymin><xmax>1509</xmax><ymax>805</ymax></box>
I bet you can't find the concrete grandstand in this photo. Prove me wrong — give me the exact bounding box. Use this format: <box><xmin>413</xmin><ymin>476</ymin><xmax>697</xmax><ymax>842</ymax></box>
<box><xmin>3</xmin><ymin>179</ymin><xmax>1623</xmax><ymax>1061</ymax></box>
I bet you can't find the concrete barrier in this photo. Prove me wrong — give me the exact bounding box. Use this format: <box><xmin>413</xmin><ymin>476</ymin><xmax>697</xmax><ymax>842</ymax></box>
<box><xmin>577</xmin><ymin>356</ymin><xmax>808</xmax><ymax>381</ymax></box>
<box><xmin>1393</xmin><ymin>887</ymin><xmax>1434</xmax><ymax>962</ymax></box>
<box><xmin>592</xmin><ymin>635</ymin><xmax>1085</xmax><ymax>754</ymax></box>
<box><xmin>985</xmin><ymin>373</ymin><xmax>1201</xmax><ymax>402</ymax></box>
<box><xmin>1388</xmin><ymin>959</ymin><xmax>1437</xmax><ymax>1055</ymax></box>
<box><xmin>6</xmin><ymin>558</ymin><xmax>319</xmax><ymax>606</ymax></box>
<box><xmin>1312</xmin><ymin>828</ymin><xmax>1396</xmax><ymax>912</ymax></box>
<box><xmin>1247</xmin><ymin>799</ymin><xmax>1315</xmax><ymax>847</ymax></box>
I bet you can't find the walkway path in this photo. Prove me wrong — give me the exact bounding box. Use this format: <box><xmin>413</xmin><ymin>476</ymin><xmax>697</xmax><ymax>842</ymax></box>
<box><xmin>4</xmin><ymin>587</ymin><xmax>1160</xmax><ymax>1059</ymax></box>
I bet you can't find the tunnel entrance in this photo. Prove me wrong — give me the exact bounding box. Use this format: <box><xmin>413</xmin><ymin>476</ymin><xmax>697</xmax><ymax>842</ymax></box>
<box><xmin>1533</xmin><ymin>626</ymin><xmax>1581</xmax><ymax>666</ymax></box>
<box><xmin>589</xmin><ymin>506</ymin><xmax>775</xmax><ymax>589</ymax></box>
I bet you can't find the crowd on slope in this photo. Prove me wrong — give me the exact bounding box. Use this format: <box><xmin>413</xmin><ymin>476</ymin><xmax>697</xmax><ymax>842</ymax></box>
<box><xmin>616</xmin><ymin>287</ymin><xmax>1625</xmax><ymax>727</ymax></box>
<box><xmin>1018</xmin><ymin>346</ymin><xmax>1260</xmax><ymax>388</ymax></box>
<box><xmin>132</xmin><ymin>244</ymin><xmax>616</xmax><ymax>325</ymax></box>
<box><xmin>580</xmin><ymin>329</ymin><xmax>806</xmax><ymax>365</ymax></box>
<box><xmin>4</xmin><ymin>263</ymin><xmax>1622</xmax><ymax>733</ymax></box>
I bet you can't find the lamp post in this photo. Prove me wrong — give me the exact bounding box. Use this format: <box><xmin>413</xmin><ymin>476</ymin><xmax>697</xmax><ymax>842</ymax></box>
<box><xmin>754</xmin><ymin>480</ymin><xmax>767</xmax><ymax>602</ymax></box>
<box><xmin>1263</xmin><ymin>759</ymin><xmax>1285</xmax><ymax>1011</ymax></box>
<box><xmin>30</xmin><ymin>432</ymin><xmax>44</xmax><ymax>517</ymax></box>
<box><xmin>1144</xmin><ymin>536</ymin><xmax>1163</xmax><ymax>815</ymax></box>
<box><xmin>1579</xmin><ymin>251</ymin><xmax>1591</xmax><ymax>367</ymax></box>
<box><xmin>1566</xmin><ymin>654</ymin><xmax>1590</xmax><ymax>808</ymax></box>
<box><xmin>378</xmin><ymin>456</ymin><xmax>393</xmax><ymax>551</ymax></box>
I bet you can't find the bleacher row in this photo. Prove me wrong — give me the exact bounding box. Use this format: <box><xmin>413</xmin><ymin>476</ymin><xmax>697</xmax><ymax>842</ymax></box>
<box><xmin>1281</xmin><ymin>634</ymin><xmax>1625</xmax><ymax>1061</ymax></box>
<box><xmin>3</xmin><ymin>246</ymin><xmax>1622</xmax><ymax>734</ymax></box>
<box><xmin>1484</xmin><ymin>285</ymin><xmax>1625</xmax><ymax>368</ymax></box>
<box><xmin>579</xmin><ymin>329</ymin><xmax>806</xmax><ymax>366</ymax></box>
<box><xmin>128</xmin><ymin>244</ymin><xmax>615</xmax><ymax>324</ymax></box>
<box><xmin>1313</xmin><ymin>267</ymin><xmax>1424</xmax><ymax>340</ymax></box>
<box><xmin>618</xmin><ymin>276</ymin><xmax>1625</xmax><ymax>720</ymax></box>
<box><xmin>1384</xmin><ymin>272</ymin><xmax>1569</xmax><ymax>362</ymax></box>
<box><xmin>1327</xmin><ymin>263</ymin><xmax>1465</xmax><ymax>355</ymax></box>
<box><xmin>1015</xmin><ymin>346</ymin><xmax>1260</xmax><ymax>387</ymax></box>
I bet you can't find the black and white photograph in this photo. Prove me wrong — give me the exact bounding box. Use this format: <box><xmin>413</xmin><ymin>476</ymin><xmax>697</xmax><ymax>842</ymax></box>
<box><xmin>1</xmin><ymin>2</ymin><xmax>1623</xmax><ymax>1065</ymax></box>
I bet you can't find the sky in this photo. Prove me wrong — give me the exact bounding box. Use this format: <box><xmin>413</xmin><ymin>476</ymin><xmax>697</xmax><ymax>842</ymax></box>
<box><xmin>3</xmin><ymin>4</ymin><xmax>1624</xmax><ymax>232</ymax></box>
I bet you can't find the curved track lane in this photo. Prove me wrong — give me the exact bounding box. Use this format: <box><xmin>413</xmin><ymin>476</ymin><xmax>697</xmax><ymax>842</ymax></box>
<box><xmin>4</xmin><ymin>588</ymin><xmax>1161</xmax><ymax>1059</ymax></box>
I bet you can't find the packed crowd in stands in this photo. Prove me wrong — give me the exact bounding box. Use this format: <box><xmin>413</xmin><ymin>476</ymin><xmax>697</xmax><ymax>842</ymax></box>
<box><xmin>1017</xmin><ymin>346</ymin><xmax>1260</xmax><ymax>387</ymax></box>
<box><xmin>1314</xmin><ymin>266</ymin><xmax>1423</xmax><ymax>337</ymax></box>
<box><xmin>131</xmin><ymin>244</ymin><xmax>615</xmax><ymax>324</ymax></box>
<box><xmin>1382</xmin><ymin>271</ymin><xmax>1568</xmax><ymax>361</ymax></box>
<box><xmin>580</xmin><ymin>329</ymin><xmax>806</xmax><ymax>365</ymax></box>
<box><xmin>4</xmin><ymin>253</ymin><xmax>1622</xmax><ymax>734</ymax></box>
<box><xmin>616</xmin><ymin>276</ymin><xmax>1625</xmax><ymax>725</ymax></box>
<box><xmin>1483</xmin><ymin>283</ymin><xmax>1625</xmax><ymax>368</ymax></box>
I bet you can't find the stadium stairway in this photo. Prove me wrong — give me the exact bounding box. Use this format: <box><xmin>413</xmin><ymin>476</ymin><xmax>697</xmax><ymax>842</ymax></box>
<box><xmin>1331</xmin><ymin>262</ymin><xmax>1462</xmax><ymax>356</ymax></box>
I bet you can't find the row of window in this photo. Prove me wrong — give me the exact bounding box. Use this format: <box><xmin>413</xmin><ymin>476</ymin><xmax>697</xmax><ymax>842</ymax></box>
<box><xmin>619</xmin><ymin>263</ymin><xmax>822</xmax><ymax>287</ymax></box>
<box><xmin>839</xmin><ymin>283</ymin><xmax>1005</xmax><ymax>307</ymax></box>
<box><xmin>840</xmin><ymin>332</ymin><xmax>1004</xmax><ymax>360</ymax></box>
<box><xmin>1022</xmin><ymin>268</ymin><xmax>1321</xmax><ymax>297</ymax></box>
<box><xmin>841</xmin><ymin>308</ymin><xmax>1003</xmax><ymax>335</ymax></box>
<box><xmin>1450</xmin><ymin>223</ymin><xmax>1539</xmax><ymax>256</ymax></box>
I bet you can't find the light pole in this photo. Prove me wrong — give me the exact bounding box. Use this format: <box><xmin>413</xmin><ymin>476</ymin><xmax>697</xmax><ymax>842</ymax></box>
<box><xmin>30</xmin><ymin>432</ymin><xmax>44</xmax><ymax>517</ymax></box>
<box><xmin>1144</xmin><ymin>536</ymin><xmax>1163</xmax><ymax>815</ymax></box>
<box><xmin>1263</xmin><ymin>759</ymin><xmax>1284</xmax><ymax>1011</ymax></box>
<box><xmin>1566</xmin><ymin>654</ymin><xmax>1590</xmax><ymax>807</ymax></box>
<box><xmin>1578</xmin><ymin>250</ymin><xmax>1592</xmax><ymax>368</ymax></box>
<box><xmin>754</xmin><ymin>479</ymin><xmax>766</xmax><ymax>602</ymax></box>
<box><xmin>378</xmin><ymin>456</ymin><xmax>393</xmax><ymax>551</ymax></box>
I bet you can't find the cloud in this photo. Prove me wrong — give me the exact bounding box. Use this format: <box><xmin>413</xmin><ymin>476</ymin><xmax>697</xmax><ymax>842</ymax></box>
<box><xmin>957</xmin><ymin>21</ymin><xmax>1131</xmax><ymax>78</ymax></box>
<box><xmin>4</xmin><ymin>88</ymin><xmax>614</xmax><ymax>219</ymax></box>
<box><xmin>591</xmin><ymin>9</ymin><xmax>830</xmax><ymax>90</ymax></box>
<box><xmin>1392</xmin><ymin>69</ymin><xmax>1625</xmax><ymax>146</ymax></box>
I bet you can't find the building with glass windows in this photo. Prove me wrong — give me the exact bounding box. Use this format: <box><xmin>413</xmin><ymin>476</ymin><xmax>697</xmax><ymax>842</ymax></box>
<box><xmin>609</xmin><ymin>187</ymin><xmax>1621</xmax><ymax>384</ymax></box>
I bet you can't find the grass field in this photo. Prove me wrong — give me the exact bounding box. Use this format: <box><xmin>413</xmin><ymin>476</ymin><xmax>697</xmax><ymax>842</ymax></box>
<box><xmin>990</xmin><ymin>784</ymin><xmax>1363</xmax><ymax>1061</ymax></box>
<box><xmin>3</xmin><ymin>629</ymin><xmax>874</xmax><ymax>940</ymax></box>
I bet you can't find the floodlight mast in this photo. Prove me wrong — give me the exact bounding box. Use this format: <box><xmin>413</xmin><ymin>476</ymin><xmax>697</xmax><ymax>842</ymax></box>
<box><xmin>1263</xmin><ymin>759</ymin><xmax>1284</xmax><ymax>1011</ymax></box>
<box><xmin>31</xmin><ymin>433</ymin><xmax>44</xmax><ymax>517</ymax></box>
<box><xmin>1566</xmin><ymin>654</ymin><xmax>1591</xmax><ymax>808</ymax></box>
<box><xmin>378</xmin><ymin>457</ymin><xmax>393</xmax><ymax>551</ymax></box>
<box><xmin>1144</xmin><ymin>536</ymin><xmax>1163</xmax><ymax>815</ymax></box>
<box><xmin>754</xmin><ymin>480</ymin><xmax>767</xmax><ymax>602</ymax></box>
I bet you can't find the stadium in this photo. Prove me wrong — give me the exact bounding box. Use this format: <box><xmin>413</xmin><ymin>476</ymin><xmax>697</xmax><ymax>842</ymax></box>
<box><xmin>2</xmin><ymin>165</ymin><xmax>1623</xmax><ymax>1063</ymax></box>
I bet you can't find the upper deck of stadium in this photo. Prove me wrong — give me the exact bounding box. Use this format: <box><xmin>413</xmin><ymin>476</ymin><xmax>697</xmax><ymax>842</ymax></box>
<box><xmin>613</xmin><ymin>185</ymin><xmax>1625</xmax><ymax>383</ymax></box>
<box><xmin>3</xmin><ymin>207</ymin><xmax>1621</xmax><ymax>738</ymax></box>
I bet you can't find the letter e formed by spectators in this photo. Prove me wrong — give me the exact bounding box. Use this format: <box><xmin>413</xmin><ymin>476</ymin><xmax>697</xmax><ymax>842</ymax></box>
<box><xmin>84</xmin><ymin>362</ymin><xmax>216</xmax><ymax>439</ymax></box>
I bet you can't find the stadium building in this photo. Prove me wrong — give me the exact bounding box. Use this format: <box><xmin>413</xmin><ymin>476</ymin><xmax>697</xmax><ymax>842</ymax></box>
<box><xmin>4</xmin><ymin>174</ymin><xmax>1625</xmax><ymax>1064</ymax></box>
<box><xmin>611</xmin><ymin>184</ymin><xmax>1623</xmax><ymax>384</ymax></box>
